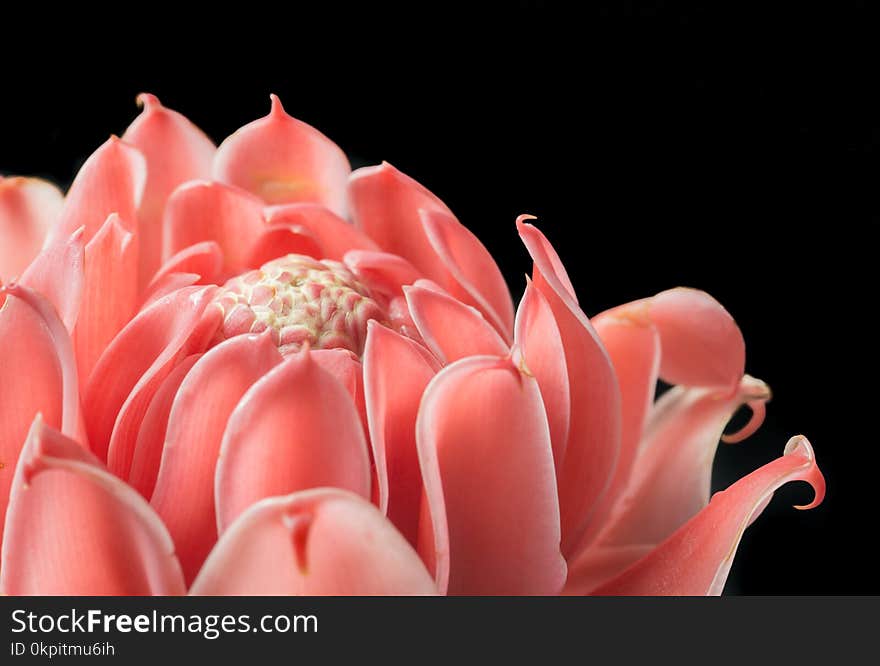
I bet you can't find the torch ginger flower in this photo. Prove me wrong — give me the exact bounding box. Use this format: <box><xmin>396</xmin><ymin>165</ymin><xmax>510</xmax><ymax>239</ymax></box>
<box><xmin>0</xmin><ymin>95</ymin><xmax>824</xmax><ymax>596</ymax></box>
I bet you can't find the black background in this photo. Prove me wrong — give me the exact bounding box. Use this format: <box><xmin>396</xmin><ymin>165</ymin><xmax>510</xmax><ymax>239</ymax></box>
<box><xmin>2</xmin><ymin>4</ymin><xmax>873</xmax><ymax>593</ymax></box>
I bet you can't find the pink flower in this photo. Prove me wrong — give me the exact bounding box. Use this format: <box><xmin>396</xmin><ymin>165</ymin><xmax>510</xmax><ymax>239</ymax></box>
<box><xmin>0</xmin><ymin>94</ymin><xmax>824</xmax><ymax>596</ymax></box>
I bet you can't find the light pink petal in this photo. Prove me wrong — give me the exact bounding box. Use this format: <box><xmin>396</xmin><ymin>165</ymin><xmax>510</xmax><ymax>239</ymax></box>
<box><xmin>215</xmin><ymin>348</ymin><xmax>371</xmax><ymax>532</ymax></box>
<box><xmin>517</xmin><ymin>216</ymin><xmax>621</xmax><ymax>555</ymax></box>
<box><xmin>191</xmin><ymin>488</ymin><xmax>436</xmax><ymax>595</ymax></box>
<box><xmin>52</xmin><ymin>136</ymin><xmax>146</xmax><ymax>244</ymax></box>
<box><xmin>348</xmin><ymin>162</ymin><xmax>455</xmax><ymax>283</ymax></box>
<box><xmin>151</xmin><ymin>333</ymin><xmax>282</xmax><ymax>583</ymax></box>
<box><xmin>416</xmin><ymin>353</ymin><xmax>566</xmax><ymax>595</ymax></box>
<box><xmin>75</xmin><ymin>214</ymin><xmax>137</xmax><ymax>382</ymax></box>
<box><xmin>162</xmin><ymin>180</ymin><xmax>266</xmax><ymax>272</ymax></box>
<box><xmin>0</xmin><ymin>176</ymin><xmax>64</xmax><ymax>279</ymax></box>
<box><xmin>593</xmin><ymin>436</ymin><xmax>825</xmax><ymax>595</ymax></box>
<box><xmin>420</xmin><ymin>208</ymin><xmax>514</xmax><ymax>341</ymax></box>
<box><xmin>213</xmin><ymin>95</ymin><xmax>350</xmax><ymax>216</ymax></box>
<box><xmin>404</xmin><ymin>284</ymin><xmax>508</xmax><ymax>364</ymax></box>
<box><xmin>514</xmin><ymin>279</ymin><xmax>571</xmax><ymax>476</ymax></box>
<box><xmin>127</xmin><ymin>353</ymin><xmax>201</xmax><ymax>498</ymax></box>
<box><xmin>18</xmin><ymin>228</ymin><xmax>85</xmax><ymax>333</ymax></box>
<box><xmin>572</xmin><ymin>312</ymin><xmax>662</xmax><ymax>550</ymax></box>
<box><xmin>266</xmin><ymin>203</ymin><xmax>380</xmax><ymax>260</ymax></box>
<box><xmin>245</xmin><ymin>224</ymin><xmax>322</xmax><ymax>267</ymax></box>
<box><xmin>598</xmin><ymin>375</ymin><xmax>772</xmax><ymax>548</ymax></box>
<box><xmin>0</xmin><ymin>283</ymin><xmax>83</xmax><ymax>549</ymax></box>
<box><xmin>83</xmin><ymin>286</ymin><xmax>220</xmax><ymax>462</ymax></box>
<box><xmin>0</xmin><ymin>416</ymin><xmax>185</xmax><ymax>595</ymax></box>
<box><xmin>363</xmin><ymin>322</ymin><xmax>437</xmax><ymax>546</ymax></box>
<box><xmin>122</xmin><ymin>93</ymin><xmax>216</xmax><ymax>289</ymax></box>
<box><xmin>147</xmin><ymin>241</ymin><xmax>224</xmax><ymax>291</ymax></box>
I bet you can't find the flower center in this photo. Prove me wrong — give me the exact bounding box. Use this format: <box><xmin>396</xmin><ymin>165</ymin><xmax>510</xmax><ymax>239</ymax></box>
<box><xmin>214</xmin><ymin>254</ymin><xmax>387</xmax><ymax>355</ymax></box>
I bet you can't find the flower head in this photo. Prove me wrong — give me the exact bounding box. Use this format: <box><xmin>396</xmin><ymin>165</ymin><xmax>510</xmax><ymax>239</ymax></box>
<box><xmin>0</xmin><ymin>95</ymin><xmax>824</xmax><ymax>596</ymax></box>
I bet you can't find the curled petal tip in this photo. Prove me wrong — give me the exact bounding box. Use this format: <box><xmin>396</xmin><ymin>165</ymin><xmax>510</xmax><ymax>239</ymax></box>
<box><xmin>782</xmin><ymin>435</ymin><xmax>825</xmax><ymax>510</ymax></box>
<box><xmin>721</xmin><ymin>376</ymin><xmax>772</xmax><ymax>444</ymax></box>
<box><xmin>136</xmin><ymin>93</ymin><xmax>162</xmax><ymax>109</ymax></box>
<box><xmin>516</xmin><ymin>213</ymin><xmax>538</xmax><ymax>229</ymax></box>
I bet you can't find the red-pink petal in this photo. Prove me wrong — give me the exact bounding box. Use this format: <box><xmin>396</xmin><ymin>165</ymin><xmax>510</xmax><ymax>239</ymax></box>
<box><xmin>593</xmin><ymin>436</ymin><xmax>825</xmax><ymax>595</ymax></box>
<box><xmin>0</xmin><ymin>176</ymin><xmax>64</xmax><ymax>279</ymax></box>
<box><xmin>420</xmin><ymin>208</ymin><xmax>514</xmax><ymax>341</ymax></box>
<box><xmin>404</xmin><ymin>284</ymin><xmax>508</xmax><ymax>364</ymax></box>
<box><xmin>517</xmin><ymin>216</ymin><xmax>621</xmax><ymax>555</ymax></box>
<box><xmin>122</xmin><ymin>93</ymin><xmax>216</xmax><ymax>289</ymax></box>
<box><xmin>363</xmin><ymin>322</ymin><xmax>437</xmax><ymax>546</ymax></box>
<box><xmin>18</xmin><ymin>228</ymin><xmax>85</xmax><ymax>333</ymax></box>
<box><xmin>215</xmin><ymin>348</ymin><xmax>371</xmax><ymax>532</ymax></box>
<box><xmin>52</xmin><ymin>136</ymin><xmax>146</xmax><ymax>244</ymax></box>
<box><xmin>127</xmin><ymin>353</ymin><xmax>201</xmax><ymax>498</ymax></box>
<box><xmin>245</xmin><ymin>224</ymin><xmax>322</xmax><ymax>267</ymax></box>
<box><xmin>514</xmin><ymin>279</ymin><xmax>571</xmax><ymax>476</ymax></box>
<box><xmin>84</xmin><ymin>286</ymin><xmax>220</xmax><ymax>462</ymax></box>
<box><xmin>213</xmin><ymin>95</ymin><xmax>350</xmax><ymax>216</ymax></box>
<box><xmin>162</xmin><ymin>180</ymin><xmax>266</xmax><ymax>272</ymax></box>
<box><xmin>151</xmin><ymin>333</ymin><xmax>282</xmax><ymax>583</ymax></box>
<box><xmin>416</xmin><ymin>353</ymin><xmax>565</xmax><ymax>595</ymax></box>
<box><xmin>265</xmin><ymin>204</ymin><xmax>380</xmax><ymax>260</ymax></box>
<box><xmin>190</xmin><ymin>489</ymin><xmax>436</xmax><ymax>595</ymax></box>
<box><xmin>343</xmin><ymin>250</ymin><xmax>422</xmax><ymax>297</ymax></box>
<box><xmin>0</xmin><ymin>416</ymin><xmax>185</xmax><ymax>595</ymax></box>
<box><xmin>599</xmin><ymin>375</ymin><xmax>772</xmax><ymax>548</ymax></box>
<box><xmin>75</xmin><ymin>214</ymin><xmax>137</xmax><ymax>382</ymax></box>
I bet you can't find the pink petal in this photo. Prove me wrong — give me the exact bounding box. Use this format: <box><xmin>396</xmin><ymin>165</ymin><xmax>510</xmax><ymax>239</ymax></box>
<box><xmin>573</xmin><ymin>311</ymin><xmax>662</xmax><ymax>550</ymax></box>
<box><xmin>598</xmin><ymin>375</ymin><xmax>772</xmax><ymax>547</ymax></box>
<box><xmin>245</xmin><ymin>224</ymin><xmax>322</xmax><ymax>267</ymax></box>
<box><xmin>140</xmin><ymin>272</ymin><xmax>202</xmax><ymax>310</ymax></box>
<box><xmin>0</xmin><ymin>176</ymin><xmax>64</xmax><ymax>279</ymax></box>
<box><xmin>348</xmin><ymin>162</ymin><xmax>455</xmax><ymax>283</ymax></box>
<box><xmin>0</xmin><ymin>416</ymin><xmax>185</xmax><ymax>595</ymax></box>
<box><xmin>0</xmin><ymin>284</ymin><xmax>83</xmax><ymax>550</ymax></box>
<box><xmin>416</xmin><ymin>353</ymin><xmax>566</xmax><ymax>595</ymax></box>
<box><xmin>122</xmin><ymin>93</ymin><xmax>216</xmax><ymax>290</ymax></box>
<box><xmin>265</xmin><ymin>203</ymin><xmax>380</xmax><ymax>260</ymax></box>
<box><xmin>213</xmin><ymin>95</ymin><xmax>350</xmax><ymax>216</ymax></box>
<box><xmin>514</xmin><ymin>279</ymin><xmax>571</xmax><ymax>476</ymax></box>
<box><xmin>562</xmin><ymin>544</ymin><xmax>653</xmax><ymax>595</ymax></box>
<box><xmin>18</xmin><ymin>228</ymin><xmax>85</xmax><ymax>333</ymax></box>
<box><xmin>420</xmin><ymin>208</ymin><xmax>514</xmax><ymax>341</ymax></box>
<box><xmin>162</xmin><ymin>180</ymin><xmax>266</xmax><ymax>273</ymax></box>
<box><xmin>593</xmin><ymin>436</ymin><xmax>825</xmax><ymax>595</ymax></box>
<box><xmin>191</xmin><ymin>488</ymin><xmax>436</xmax><ymax>595</ymax></box>
<box><xmin>151</xmin><ymin>333</ymin><xmax>282</xmax><ymax>583</ymax></box>
<box><xmin>83</xmin><ymin>286</ymin><xmax>220</xmax><ymax>462</ymax></box>
<box><xmin>127</xmin><ymin>353</ymin><xmax>202</xmax><ymax>498</ymax></box>
<box><xmin>146</xmin><ymin>241</ymin><xmax>225</xmax><ymax>291</ymax></box>
<box><xmin>517</xmin><ymin>216</ymin><xmax>621</xmax><ymax>555</ymax></box>
<box><xmin>75</xmin><ymin>214</ymin><xmax>137</xmax><ymax>382</ymax></box>
<box><xmin>215</xmin><ymin>348</ymin><xmax>371</xmax><ymax>532</ymax></box>
<box><xmin>310</xmin><ymin>348</ymin><xmax>368</xmax><ymax>436</ymax></box>
<box><xmin>647</xmin><ymin>288</ymin><xmax>745</xmax><ymax>392</ymax></box>
<box><xmin>404</xmin><ymin>284</ymin><xmax>508</xmax><ymax>364</ymax></box>
<box><xmin>343</xmin><ymin>249</ymin><xmax>422</xmax><ymax>297</ymax></box>
<box><xmin>363</xmin><ymin>322</ymin><xmax>437</xmax><ymax>546</ymax></box>
<box><xmin>52</xmin><ymin>136</ymin><xmax>146</xmax><ymax>244</ymax></box>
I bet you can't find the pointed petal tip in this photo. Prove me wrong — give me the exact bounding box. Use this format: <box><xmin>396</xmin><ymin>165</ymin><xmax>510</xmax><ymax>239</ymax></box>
<box><xmin>136</xmin><ymin>93</ymin><xmax>162</xmax><ymax>109</ymax></box>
